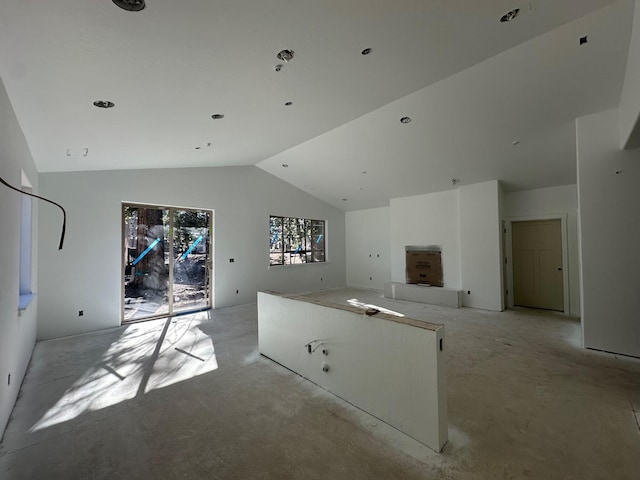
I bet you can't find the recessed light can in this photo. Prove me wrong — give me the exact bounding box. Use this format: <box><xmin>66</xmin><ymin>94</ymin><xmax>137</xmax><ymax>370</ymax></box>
<box><xmin>400</xmin><ymin>116</ymin><xmax>412</xmax><ymax>124</ymax></box>
<box><xmin>500</xmin><ymin>8</ymin><xmax>520</xmax><ymax>23</ymax></box>
<box><xmin>112</xmin><ymin>0</ymin><xmax>145</xmax><ymax>12</ymax></box>
<box><xmin>285</xmin><ymin>101</ymin><xmax>293</xmax><ymax>106</ymax></box>
<box><xmin>276</xmin><ymin>49</ymin><xmax>295</xmax><ymax>63</ymax></box>
<box><xmin>361</xmin><ymin>48</ymin><xmax>372</xmax><ymax>55</ymax></box>
<box><xmin>211</xmin><ymin>114</ymin><xmax>225</xmax><ymax>120</ymax></box>
<box><xmin>93</xmin><ymin>100</ymin><xmax>115</xmax><ymax>108</ymax></box>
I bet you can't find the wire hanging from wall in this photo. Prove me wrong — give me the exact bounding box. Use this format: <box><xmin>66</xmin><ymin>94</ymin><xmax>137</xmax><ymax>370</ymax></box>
<box><xmin>0</xmin><ymin>175</ymin><xmax>67</xmax><ymax>250</ymax></box>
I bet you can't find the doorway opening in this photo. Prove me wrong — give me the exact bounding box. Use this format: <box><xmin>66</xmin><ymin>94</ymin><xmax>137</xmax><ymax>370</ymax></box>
<box><xmin>122</xmin><ymin>203</ymin><xmax>213</xmax><ymax>322</ymax></box>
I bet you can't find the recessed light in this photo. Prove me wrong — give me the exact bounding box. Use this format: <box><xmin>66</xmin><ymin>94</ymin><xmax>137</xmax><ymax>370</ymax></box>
<box><xmin>580</xmin><ymin>36</ymin><xmax>588</xmax><ymax>45</ymax></box>
<box><xmin>361</xmin><ymin>48</ymin><xmax>372</xmax><ymax>55</ymax></box>
<box><xmin>282</xmin><ymin>164</ymin><xmax>289</xmax><ymax>168</ymax></box>
<box><xmin>195</xmin><ymin>147</ymin><xmax>202</xmax><ymax>150</ymax></box>
<box><xmin>512</xmin><ymin>139</ymin><xmax>520</xmax><ymax>146</ymax></box>
<box><xmin>276</xmin><ymin>49</ymin><xmax>295</xmax><ymax>63</ymax></box>
<box><xmin>362</xmin><ymin>171</ymin><xmax>367</xmax><ymax>174</ymax></box>
<box><xmin>499</xmin><ymin>8</ymin><xmax>520</xmax><ymax>23</ymax></box>
<box><xmin>112</xmin><ymin>0</ymin><xmax>145</xmax><ymax>12</ymax></box>
<box><xmin>400</xmin><ymin>116</ymin><xmax>412</xmax><ymax>124</ymax></box>
<box><xmin>93</xmin><ymin>100</ymin><xmax>114</xmax><ymax>109</ymax></box>
<box><xmin>211</xmin><ymin>114</ymin><xmax>225</xmax><ymax>120</ymax></box>
<box><xmin>342</xmin><ymin>198</ymin><xmax>347</xmax><ymax>202</ymax></box>
<box><xmin>274</xmin><ymin>64</ymin><xmax>283</xmax><ymax>72</ymax></box>
<box><xmin>285</xmin><ymin>101</ymin><xmax>293</xmax><ymax>106</ymax></box>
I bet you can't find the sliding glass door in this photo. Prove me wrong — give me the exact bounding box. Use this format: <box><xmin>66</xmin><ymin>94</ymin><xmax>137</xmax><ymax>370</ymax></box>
<box><xmin>172</xmin><ymin>209</ymin><xmax>211</xmax><ymax>314</ymax></box>
<box><xmin>123</xmin><ymin>204</ymin><xmax>212</xmax><ymax>322</ymax></box>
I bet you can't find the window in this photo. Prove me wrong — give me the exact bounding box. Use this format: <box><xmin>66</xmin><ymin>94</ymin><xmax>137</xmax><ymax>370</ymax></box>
<box><xmin>19</xmin><ymin>170</ymin><xmax>34</xmax><ymax>310</ymax></box>
<box><xmin>270</xmin><ymin>216</ymin><xmax>325</xmax><ymax>266</ymax></box>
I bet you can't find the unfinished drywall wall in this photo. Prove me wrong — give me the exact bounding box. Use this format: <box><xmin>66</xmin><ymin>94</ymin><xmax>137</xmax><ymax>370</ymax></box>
<box><xmin>345</xmin><ymin>207</ymin><xmax>390</xmax><ymax>290</ymax></box>
<box><xmin>388</xmin><ymin>182</ymin><xmax>503</xmax><ymax>311</ymax></box>
<box><xmin>258</xmin><ymin>292</ymin><xmax>448</xmax><ymax>452</ymax></box>
<box><xmin>0</xmin><ymin>78</ymin><xmax>39</xmax><ymax>439</ymax></box>
<box><xmin>577</xmin><ymin>108</ymin><xmax>640</xmax><ymax>357</ymax></box>
<box><xmin>503</xmin><ymin>185</ymin><xmax>580</xmax><ymax>316</ymax></box>
<box><xmin>389</xmin><ymin>190</ymin><xmax>461</xmax><ymax>289</ymax></box>
<box><xmin>37</xmin><ymin>167</ymin><xmax>346</xmax><ymax>340</ymax></box>
<box><xmin>459</xmin><ymin>180</ymin><xmax>503</xmax><ymax>311</ymax></box>
<box><xmin>619</xmin><ymin>0</ymin><xmax>640</xmax><ymax>149</ymax></box>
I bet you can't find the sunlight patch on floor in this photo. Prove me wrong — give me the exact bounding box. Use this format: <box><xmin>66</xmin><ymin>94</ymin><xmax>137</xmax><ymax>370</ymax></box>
<box><xmin>347</xmin><ymin>298</ymin><xmax>405</xmax><ymax>317</ymax></box>
<box><xmin>30</xmin><ymin>314</ymin><xmax>217</xmax><ymax>432</ymax></box>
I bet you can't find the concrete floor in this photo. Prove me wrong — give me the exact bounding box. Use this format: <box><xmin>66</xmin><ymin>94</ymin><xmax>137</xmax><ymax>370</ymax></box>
<box><xmin>1</xmin><ymin>287</ymin><xmax>639</xmax><ymax>479</ymax></box>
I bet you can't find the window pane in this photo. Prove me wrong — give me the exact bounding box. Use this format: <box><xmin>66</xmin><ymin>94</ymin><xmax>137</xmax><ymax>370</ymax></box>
<box><xmin>269</xmin><ymin>216</ymin><xmax>283</xmax><ymax>265</ymax></box>
<box><xmin>312</xmin><ymin>250</ymin><xmax>325</xmax><ymax>262</ymax></box>
<box><xmin>173</xmin><ymin>210</ymin><xmax>211</xmax><ymax>314</ymax></box>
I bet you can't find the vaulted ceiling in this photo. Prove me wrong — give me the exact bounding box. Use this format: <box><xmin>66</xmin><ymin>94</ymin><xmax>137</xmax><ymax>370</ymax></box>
<box><xmin>0</xmin><ymin>0</ymin><xmax>634</xmax><ymax>210</ymax></box>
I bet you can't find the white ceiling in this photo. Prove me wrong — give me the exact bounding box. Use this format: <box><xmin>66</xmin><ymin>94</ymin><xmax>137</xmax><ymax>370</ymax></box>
<box><xmin>0</xmin><ymin>0</ymin><xmax>634</xmax><ymax>210</ymax></box>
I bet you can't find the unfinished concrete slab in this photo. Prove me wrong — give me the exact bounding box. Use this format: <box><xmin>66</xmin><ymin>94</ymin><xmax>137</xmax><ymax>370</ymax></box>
<box><xmin>1</xmin><ymin>287</ymin><xmax>639</xmax><ymax>479</ymax></box>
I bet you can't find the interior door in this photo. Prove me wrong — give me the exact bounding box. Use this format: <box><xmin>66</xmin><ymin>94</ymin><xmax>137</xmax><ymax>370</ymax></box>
<box><xmin>512</xmin><ymin>219</ymin><xmax>563</xmax><ymax>311</ymax></box>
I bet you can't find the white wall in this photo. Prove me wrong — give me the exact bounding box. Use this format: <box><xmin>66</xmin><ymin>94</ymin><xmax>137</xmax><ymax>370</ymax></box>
<box><xmin>577</xmin><ymin>108</ymin><xmax>640</xmax><ymax>358</ymax></box>
<box><xmin>503</xmin><ymin>185</ymin><xmax>581</xmax><ymax>316</ymax></box>
<box><xmin>258</xmin><ymin>292</ymin><xmax>447</xmax><ymax>452</ymax></box>
<box><xmin>345</xmin><ymin>207</ymin><xmax>390</xmax><ymax>290</ymax></box>
<box><xmin>389</xmin><ymin>190</ymin><xmax>461</xmax><ymax>288</ymax></box>
<box><xmin>387</xmin><ymin>182</ymin><xmax>503</xmax><ymax>311</ymax></box>
<box><xmin>38</xmin><ymin>167</ymin><xmax>346</xmax><ymax>340</ymax></box>
<box><xmin>0</xmin><ymin>78</ymin><xmax>39</xmax><ymax>439</ymax></box>
<box><xmin>459</xmin><ymin>180</ymin><xmax>503</xmax><ymax>311</ymax></box>
<box><xmin>619</xmin><ymin>0</ymin><xmax>640</xmax><ymax>149</ymax></box>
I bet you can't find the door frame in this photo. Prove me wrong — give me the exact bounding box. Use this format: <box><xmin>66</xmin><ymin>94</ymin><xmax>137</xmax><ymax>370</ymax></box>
<box><xmin>504</xmin><ymin>214</ymin><xmax>569</xmax><ymax>314</ymax></box>
<box><xmin>121</xmin><ymin>202</ymin><xmax>214</xmax><ymax>324</ymax></box>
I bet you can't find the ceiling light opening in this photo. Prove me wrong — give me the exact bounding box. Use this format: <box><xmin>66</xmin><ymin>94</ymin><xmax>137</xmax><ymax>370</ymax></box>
<box><xmin>274</xmin><ymin>64</ymin><xmax>283</xmax><ymax>72</ymax></box>
<box><xmin>282</xmin><ymin>164</ymin><xmax>289</xmax><ymax>168</ymax></box>
<box><xmin>211</xmin><ymin>114</ymin><xmax>225</xmax><ymax>120</ymax></box>
<box><xmin>112</xmin><ymin>0</ymin><xmax>146</xmax><ymax>12</ymax></box>
<box><xmin>276</xmin><ymin>49</ymin><xmax>295</xmax><ymax>63</ymax></box>
<box><xmin>93</xmin><ymin>100</ymin><xmax>115</xmax><ymax>109</ymax></box>
<box><xmin>285</xmin><ymin>101</ymin><xmax>293</xmax><ymax>106</ymax></box>
<box><xmin>361</xmin><ymin>48</ymin><xmax>372</xmax><ymax>55</ymax></box>
<box><xmin>500</xmin><ymin>8</ymin><xmax>520</xmax><ymax>23</ymax></box>
<box><xmin>400</xmin><ymin>117</ymin><xmax>412</xmax><ymax>124</ymax></box>
<box><xmin>580</xmin><ymin>36</ymin><xmax>588</xmax><ymax>45</ymax></box>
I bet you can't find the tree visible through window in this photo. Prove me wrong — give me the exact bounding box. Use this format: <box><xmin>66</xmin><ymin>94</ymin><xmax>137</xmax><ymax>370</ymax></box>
<box><xmin>270</xmin><ymin>216</ymin><xmax>325</xmax><ymax>266</ymax></box>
